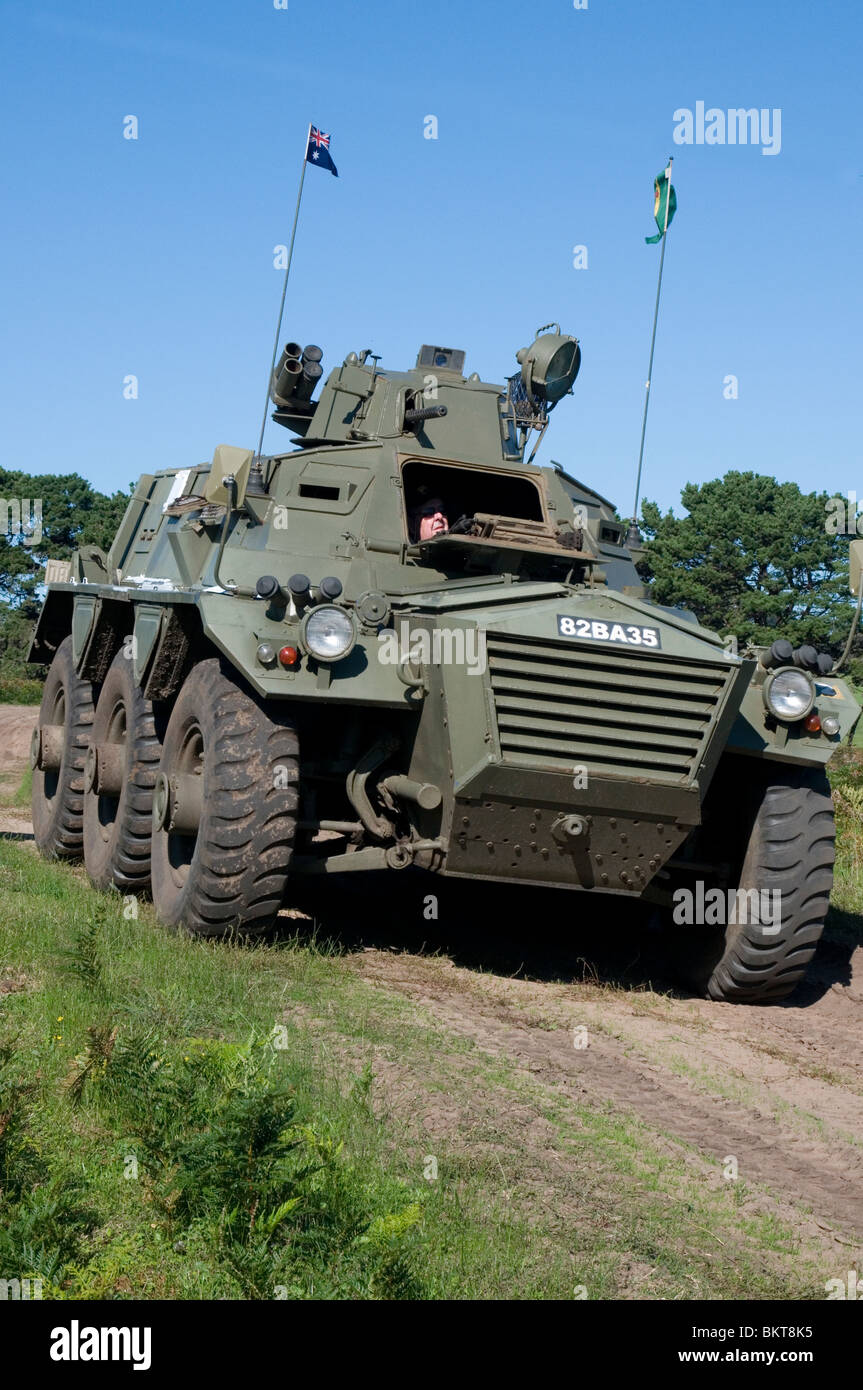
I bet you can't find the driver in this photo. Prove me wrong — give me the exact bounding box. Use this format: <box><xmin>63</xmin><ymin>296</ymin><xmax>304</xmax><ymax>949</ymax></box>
<box><xmin>410</xmin><ymin>496</ymin><xmax>449</xmax><ymax>542</ymax></box>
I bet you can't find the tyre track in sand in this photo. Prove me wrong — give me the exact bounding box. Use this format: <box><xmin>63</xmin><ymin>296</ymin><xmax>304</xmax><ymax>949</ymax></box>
<box><xmin>346</xmin><ymin>947</ymin><xmax>863</xmax><ymax>1243</ymax></box>
<box><xmin>346</xmin><ymin>944</ymin><xmax>863</xmax><ymax>1243</ymax></box>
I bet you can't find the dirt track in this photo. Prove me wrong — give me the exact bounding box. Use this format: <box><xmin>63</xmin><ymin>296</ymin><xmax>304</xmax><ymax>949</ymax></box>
<box><xmin>351</xmin><ymin>941</ymin><xmax>863</xmax><ymax>1240</ymax></box>
<box><xmin>5</xmin><ymin>694</ymin><xmax>862</xmax><ymax>1265</ymax></box>
<box><xmin>0</xmin><ymin>704</ymin><xmax>38</xmax><ymax>762</ymax></box>
<box><xmin>286</xmin><ymin>872</ymin><xmax>863</xmax><ymax>1264</ymax></box>
<box><xmin>0</xmin><ymin>704</ymin><xmax>37</xmax><ymax>836</ymax></box>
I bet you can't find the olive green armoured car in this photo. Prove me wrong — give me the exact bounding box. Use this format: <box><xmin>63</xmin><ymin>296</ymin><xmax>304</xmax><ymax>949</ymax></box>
<box><xmin>28</xmin><ymin>330</ymin><xmax>861</xmax><ymax>1002</ymax></box>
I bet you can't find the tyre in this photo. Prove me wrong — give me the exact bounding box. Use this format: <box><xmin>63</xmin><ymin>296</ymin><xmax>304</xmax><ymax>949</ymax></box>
<box><xmin>150</xmin><ymin>658</ymin><xmax>299</xmax><ymax>935</ymax></box>
<box><xmin>31</xmin><ymin>635</ymin><xmax>96</xmax><ymax>860</ymax></box>
<box><xmin>82</xmin><ymin>649</ymin><xmax>165</xmax><ymax>893</ymax></box>
<box><xmin>671</xmin><ymin>762</ymin><xmax>835</xmax><ymax>1003</ymax></box>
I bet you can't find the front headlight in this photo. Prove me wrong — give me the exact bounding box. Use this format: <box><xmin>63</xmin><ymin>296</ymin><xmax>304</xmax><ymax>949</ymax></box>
<box><xmin>302</xmin><ymin>605</ymin><xmax>356</xmax><ymax>661</ymax></box>
<box><xmin>763</xmin><ymin>667</ymin><xmax>815</xmax><ymax>722</ymax></box>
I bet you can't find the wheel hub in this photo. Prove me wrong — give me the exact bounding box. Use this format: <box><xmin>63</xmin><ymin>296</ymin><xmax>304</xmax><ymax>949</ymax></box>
<box><xmin>30</xmin><ymin>724</ymin><xmax>64</xmax><ymax>772</ymax></box>
<box><xmin>153</xmin><ymin>770</ymin><xmax>203</xmax><ymax>835</ymax></box>
<box><xmin>84</xmin><ymin>743</ymin><xmax>125</xmax><ymax>797</ymax></box>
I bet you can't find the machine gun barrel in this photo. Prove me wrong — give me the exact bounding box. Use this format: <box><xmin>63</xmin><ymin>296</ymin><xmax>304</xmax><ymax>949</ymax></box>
<box><xmin>404</xmin><ymin>404</ymin><xmax>448</xmax><ymax>427</ymax></box>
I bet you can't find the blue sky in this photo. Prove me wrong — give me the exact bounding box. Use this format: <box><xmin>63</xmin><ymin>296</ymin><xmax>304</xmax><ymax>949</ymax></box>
<box><xmin>2</xmin><ymin>0</ymin><xmax>861</xmax><ymax>516</ymax></box>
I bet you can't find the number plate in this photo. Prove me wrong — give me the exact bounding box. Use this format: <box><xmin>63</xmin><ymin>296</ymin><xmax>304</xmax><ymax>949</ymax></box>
<box><xmin>557</xmin><ymin>616</ymin><xmax>662</xmax><ymax>649</ymax></box>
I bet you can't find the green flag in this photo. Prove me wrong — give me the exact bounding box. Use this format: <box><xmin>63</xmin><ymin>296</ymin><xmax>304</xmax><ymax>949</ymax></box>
<box><xmin>645</xmin><ymin>166</ymin><xmax>676</xmax><ymax>243</ymax></box>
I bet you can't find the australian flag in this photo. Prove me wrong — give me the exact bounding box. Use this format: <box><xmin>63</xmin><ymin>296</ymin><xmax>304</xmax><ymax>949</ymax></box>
<box><xmin>306</xmin><ymin>126</ymin><xmax>338</xmax><ymax>177</ymax></box>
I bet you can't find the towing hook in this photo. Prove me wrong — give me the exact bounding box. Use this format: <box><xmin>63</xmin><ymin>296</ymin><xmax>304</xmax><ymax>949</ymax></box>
<box><xmin>396</xmin><ymin>657</ymin><xmax>428</xmax><ymax>696</ymax></box>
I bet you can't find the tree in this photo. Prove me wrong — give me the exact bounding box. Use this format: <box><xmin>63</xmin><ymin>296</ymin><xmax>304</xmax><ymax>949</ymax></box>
<box><xmin>0</xmin><ymin>468</ymin><xmax>130</xmax><ymax>678</ymax></box>
<box><xmin>638</xmin><ymin>471</ymin><xmax>854</xmax><ymax>652</ymax></box>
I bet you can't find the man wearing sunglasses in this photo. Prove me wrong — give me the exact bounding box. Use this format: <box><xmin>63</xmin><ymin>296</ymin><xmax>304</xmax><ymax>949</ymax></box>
<box><xmin>410</xmin><ymin>497</ymin><xmax>450</xmax><ymax>543</ymax></box>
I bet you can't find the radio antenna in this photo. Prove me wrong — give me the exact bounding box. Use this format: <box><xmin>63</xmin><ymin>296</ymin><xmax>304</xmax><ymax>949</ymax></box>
<box><xmin>255</xmin><ymin>121</ymin><xmax>312</xmax><ymax>464</ymax></box>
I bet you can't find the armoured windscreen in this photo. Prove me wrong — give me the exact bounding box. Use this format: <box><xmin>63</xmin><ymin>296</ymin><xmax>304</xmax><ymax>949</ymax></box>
<box><xmin>402</xmin><ymin>458</ymin><xmax>544</xmax><ymax>543</ymax></box>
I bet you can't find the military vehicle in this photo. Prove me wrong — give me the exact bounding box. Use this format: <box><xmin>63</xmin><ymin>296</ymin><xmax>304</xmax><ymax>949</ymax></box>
<box><xmin>28</xmin><ymin>327</ymin><xmax>860</xmax><ymax>1002</ymax></box>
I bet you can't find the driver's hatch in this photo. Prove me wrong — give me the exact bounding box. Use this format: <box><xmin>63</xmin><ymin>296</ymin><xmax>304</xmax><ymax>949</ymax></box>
<box><xmin>400</xmin><ymin>455</ymin><xmax>596</xmax><ymax>575</ymax></box>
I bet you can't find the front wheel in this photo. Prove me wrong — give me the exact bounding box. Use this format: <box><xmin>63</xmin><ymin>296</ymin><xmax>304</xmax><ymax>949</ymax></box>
<box><xmin>670</xmin><ymin>763</ymin><xmax>835</xmax><ymax>1003</ymax></box>
<box><xmin>150</xmin><ymin>659</ymin><xmax>299</xmax><ymax>936</ymax></box>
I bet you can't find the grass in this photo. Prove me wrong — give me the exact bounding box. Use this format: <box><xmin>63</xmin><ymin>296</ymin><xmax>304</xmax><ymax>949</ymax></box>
<box><xmin>0</xmin><ymin>831</ymin><xmax>847</xmax><ymax>1302</ymax></box>
<box><xmin>0</xmin><ymin>864</ymin><xmax>433</xmax><ymax>1300</ymax></box>
<box><xmin>12</xmin><ymin>765</ymin><xmax>32</xmax><ymax>807</ymax></box>
<box><xmin>825</xmin><ymin>747</ymin><xmax>863</xmax><ymax>919</ymax></box>
<box><xmin>0</xmin><ymin>675</ymin><xmax>43</xmax><ymax>705</ymax></box>
<box><xmin>0</xmin><ymin>759</ymin><xmax>31</xmax><ymax>819</ymax></box>
<box><xmin>2</xmin><ymin>753</ymin><xmax>862</xmax><ymax>1300</ymax></box>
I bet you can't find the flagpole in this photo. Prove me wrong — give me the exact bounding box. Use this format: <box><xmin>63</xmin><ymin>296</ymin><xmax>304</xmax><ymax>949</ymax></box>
<box><xmin>629</xmin><ymin>156</ymin><xmax>673</xmax><ymax>545</ymax></box>
<box><xmin>255</xmin><ymin>120</ymin><xmax>313</xmax><ymax>463</ymax></box>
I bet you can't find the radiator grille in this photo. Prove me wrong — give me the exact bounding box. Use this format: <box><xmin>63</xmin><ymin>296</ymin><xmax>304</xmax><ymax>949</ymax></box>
<box><xmin>487</xmin><ymin>634</ymin><xmax>734</xmax><ymax>783</ymax></box>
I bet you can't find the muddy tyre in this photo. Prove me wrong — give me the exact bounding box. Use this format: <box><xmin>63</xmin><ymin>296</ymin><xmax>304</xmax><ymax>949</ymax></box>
<box><xmin>150</xmin><ymin>658</ymin><xmax>299</xmax><ymax>936</ymax></box>
<box><xmin>673</xmin><ymin>765</ymin><xmax>835</xmax><ymax>1003</ymax></box>
<box><xmin>31</xmin><ymin>636</ymin><xmax>96</xmax><ymax>860</ymax></box>
<box><xmin>82</xmin><ymin>650</ymin><xmax>165</xmax><ymax>893</ymax></box>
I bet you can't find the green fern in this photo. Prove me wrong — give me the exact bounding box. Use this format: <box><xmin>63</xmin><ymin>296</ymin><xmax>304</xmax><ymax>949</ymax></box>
<box><xmin>65</xmin><ymin>1021</ymin><xmax>118</xmax><ymax>1106</ymax></box>
<box><xmin>60</xmin><ymin>907</ymin><xmax>109</xmax><ymax>992</ymax></box>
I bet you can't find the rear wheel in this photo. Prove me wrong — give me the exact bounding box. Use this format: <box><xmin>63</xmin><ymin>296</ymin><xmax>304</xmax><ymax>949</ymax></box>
<box><xmin>31</xmin><ymin>636</ymin><xmax>95</xmax><ymax>860</ymax></box>
<box><xmin>150</xmin><ymin>659</ymin><xmax>299</xmax><ymax>935</ymax></box>
<box><xmin>670</xmin><ymin>762</ymin><xmax>835</xmax><ymax>1003</ymax></box>
<box><xmin>83</xmin><ymin>650</ymin><xmax>164</xmax><ymax>892</ymax></box>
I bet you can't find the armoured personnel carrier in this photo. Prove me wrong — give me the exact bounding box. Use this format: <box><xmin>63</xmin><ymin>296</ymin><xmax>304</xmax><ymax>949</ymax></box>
<box><xmin>28</xmin><ymin>328</ymin><xmax>860</xmax><ymax>1001</ymax></box>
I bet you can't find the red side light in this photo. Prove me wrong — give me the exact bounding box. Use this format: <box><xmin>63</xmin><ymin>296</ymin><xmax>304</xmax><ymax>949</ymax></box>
<box><xmin>804</xmin><ymin>712</ymin><xmax>821</xmax><ymax>733</ymax></box>
<box><xmin>278</xmin><ymin>645</ymin><xmax>299</xmax><ymax>668</ymax></box>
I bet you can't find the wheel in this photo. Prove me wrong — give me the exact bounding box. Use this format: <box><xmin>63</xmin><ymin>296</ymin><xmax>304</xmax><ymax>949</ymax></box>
<box><xmin>82</xmin><ymin>649</ymin><xmax>164</xmax><ymax>893</ymax></box>
<box><xmin>31</xmin><ymin>635</ymin><xmax>96</xmax><ymax>860</ymax></box>
<box><xmin>150</xmin><ymin>658</ymin><xmax>299</xmax><ymax>935</ymax></box>
<box><xmin>670</xmin><ymin>761</ymin><xmax>835</xmax><ymax>1003</ymax></box>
